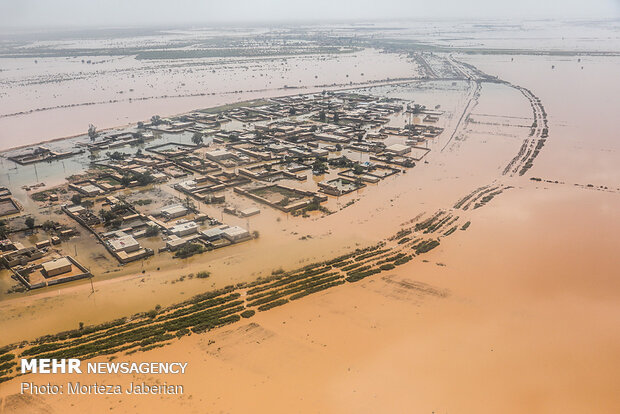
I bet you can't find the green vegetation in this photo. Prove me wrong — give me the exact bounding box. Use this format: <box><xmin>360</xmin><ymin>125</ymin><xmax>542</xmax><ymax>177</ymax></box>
<box><xmin>346</xmin><ymin>268</ymin><xmax>381</xmax><ymax>283</ymax></box>
<box><xmin>25</xmin><ymin>217</ymin><xmax>35</xmax><ymax>229</ymax></box>
<box><xmin>144</xmin><ymin>226</ymin><xmax>160</xmax><ymax>237</ymax></box>
<box><xmin>0</xmin><ymin>354</ymin><xmax>15</xmax><ymax>364</ymax></box>
<box><xmin>290</xmin><ymin>280</ymin><xmax>345</xmax><ymax>300</ymax></box>
<box><xmin>341</xmin><ymin>262</ymin><xmax>365</xmax><ymax>272</ymax></box>
<box><xmin>354</xmin><ymin>248</ymin><xmax>390</xmax><ymax>262</ymax></box>
<box><xmin>107</xmin><ymin>151</ymin><xmax>126</xmax><ymax>161</ymax></box>
<box><xmin>443</xmin><ymin>226</ymin><xmax>457</xmax><ymax>236</ymax></box>
<box><xmin>191</xmin><ymin>132</ymin><xmax>203</xmax><ymax>146</ymax></box>
<box><xmin>257</xmin><ymin>299</ymin><xmax>288</xmax><ymax>312</ymax></box>
<box><xmin>328</xmin><ymin>156</ymin><xmax>354</xmax><ymax>168</ymax></box>
<box><xmin>240</xmin><ymin>310</ymin><xmax>255</xmax><ymax>318</ymax></box>
<box><xmin>312</xmin><ymin>159</ymin><xmax>328</xmax><ymax>174</ymax></box>
<box><xmin>121</xmin><ymin>171</ymin><xmax>154</xmax><ymax>187</ymax></box>
<box><xmin>413</xmin><ymin>239</ymin><xmax>440</xmax><ymax>255</ymax></box>
<box><xmin>414</xmin><ymin>213</ymin><xmax>458</xmax><ymax>236</ymax></box>
<box><xmin>175</xmin><ymin>328</ymin><xmax>190</xmax><ymax>338</ymax></box>
<box><xmin>88</xmin><ymin>124</ymin><xmax>98</xmax><ymax>141</ymax></box>
<box><xmin>291</xmin><ymin>199</ymin><xmax>330</xmax><ymax>217</ymax></box>
<box><xmin>1</xmin><ymin>206</ymin><xmax>462</xmax><ymax>383</ymax></box>
<box><xmin>392</xmin><ymin>228</ymin><xmax>412</xmax><ymax>240</ymax></box>
<box><xmin>174</xmin><ymin>243</ymin><xmax>206</xmax><ymax>259</ymax></box>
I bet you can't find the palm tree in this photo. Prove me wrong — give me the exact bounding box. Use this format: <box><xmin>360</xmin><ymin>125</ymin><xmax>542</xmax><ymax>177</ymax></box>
<box><xmin>88</xmin><ymin>124</ymin><xmax>98</xmax><ymax>142</ymax></box>
<box><xmin>25</xmin><ymin>217</ymin><xmax>35</xmax><ymax>229</ymax></box>
<box><xmin>191</xmin><ymin>132</ymin><xmax>204</xmax><ymax>146</ymax></box>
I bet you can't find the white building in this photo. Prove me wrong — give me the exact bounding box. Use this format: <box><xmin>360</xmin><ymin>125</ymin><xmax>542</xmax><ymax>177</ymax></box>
<box><xmin>200</xmin><ymin>226</ymin><xmax>228</xmax><ymax>241</ymax></box>
<box><xmin>108</xmin><ymin>235</ymin><xmax>140</xmax><ymax>253</ymax></box>
<box><xmin>222</xmin><ymin>226</ymin><xmax>251</xmax><ymax>242</ymax></box>
<box><xmin>161</xmin><ymin>204</ymin><xmax>189</xmax><ymax>219</ymax></box>
<box><xmin>385</xmin><ymin>144</ymin><xmax>411</xmax><ymax>155</ymax></box>
<box><xmin>170</xmin><ymin>221</ymin><xmax>199</xmax><ymax>237</ymax></box>
<box><xmin>205</xmin><ymin>149</ymin><xmax>234</xmax><ymax>161</ymax></box>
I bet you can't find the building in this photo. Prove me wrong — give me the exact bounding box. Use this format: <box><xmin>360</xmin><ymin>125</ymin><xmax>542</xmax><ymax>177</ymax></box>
<box><xmin>35</xmin><ymin>240</ymin><xmax>51</xmax><ymax>249</ymax></box>
<box><xmin>311</xmin><ymin>148</ymin><xmax>329</xmax><ymax>157</ymax></box>
<box><xmin>161</xmin><ymin>204</ymin><xmax>188</xmax><ymax>219</ymax></box>
<box><xmin>222</xmin><ymin>226</ymin><xmax>251</xmax><ymax>242</ymax></box>
<box><xmin>0</xmin><ymin>198</ymin><xmax>20</xmax><ymax>217</ymax></box>
<box><xmin>205</xmin><ymin>149</ymin><xmax>235</xmax><ymax>161</ymax></box>
<box><xmin>0</xmin><ymin>239</ymin><xmax>16</xmax><ymax>251</ymax></box>
<box><xmin>65</xmin><ymin>205</ymin><xmax>86</xmax><ymax>215</ymax></box>
<box><xmin>200</xmin><ymin>226</ymin><xmax>227</xmax><ymax>241</ymax></box>
<box><xmin>170</xmin><ymin>221</ymin><xmax>199</xmax><ymax>237</ymax></box>
<box><xmin>77</xmin><ymin>184</ymin><xmax>103</xmax><ymax>197</ymax></box>
<box><xmin>240</xmin><ymin>207</ymin><xmax>260</xmax><ymax>217</ymax></box>
<box><xmin>42</xmin><ymin>257</ymin><xmax>72</xmax><ymax>277</ymax></box>
<box><xmin>108</xmin><ymin>235</ymin><xmax>140</xmax><ymax>253</ymax></box>
<box><xmin>166</xmin><ymin>235</ymin><xmax>188</xmax><ymax>251</ymax></box>
<box><xmin>385</xmin><ymin>144</ymin><xmax>411</xmax><ymax>155</ymax></box>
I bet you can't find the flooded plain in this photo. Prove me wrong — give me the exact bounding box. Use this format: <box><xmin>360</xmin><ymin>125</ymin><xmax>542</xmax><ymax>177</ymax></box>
<box><xmin>0</xmin><ymin>20</ymin><xmax>619</xmax><ymax>413</ymax></box>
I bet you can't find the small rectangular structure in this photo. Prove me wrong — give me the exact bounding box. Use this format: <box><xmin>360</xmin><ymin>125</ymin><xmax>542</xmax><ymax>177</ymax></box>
<box><xmin>201</xmin><ymin>226</ymin><xmax>227</xmax><ymax>241</ymax></box>
<box><xmin>222</xmin><ymin>226</ymin><xmax>251</xmax><ymax>242</ymax></box>
<box><xmin>385</xmin><ymin>144</ymin><xmax>411</xmax><ymax>155</ymax></box>
<box><xmin>71</xmin><ymin>183</ymin><xmax>103</xmax><ymax>197</ymax></box>
<box><xmin>166</xmin><ymin>235</ymin><xmax>188</xmax><ymax>251</ymax></box>
<box><xmin>108</xmin><ymin>235</ymin><xmax>140</xmax><ymax>253</ymax></box>
<box><xmin>161</xmin><ymin>204</ymin><xmax>189</xmax><ymax>219</ymax></box>
<box><xmin>65</xmin><ymin>205</ymin><xmax>86</xmax><ymax>215</ymax></box>
<box><xmin>0</xmin><ymin>198</ymin><xmax>20</xmax><ymax>217</ymax></box>
<box><xmin>240</xmin><ymin>207</ymin><xmax>261</xmax><ymax>217</ymax></box>
<box><xmin>205</xmin><ymin>149</ymin><xmax>234</xmax><ymax>161</ymax></box>
<box><xmin>35</xmin><ymin>240</ymin><xmax>51</xmax><ymax>249</ymax></box>
<box><xmin>235</xmin><ymin>184</ymin><xmax>327</xmax><ymax>213</ymax></box>
<box><xmin>170</xmin><ymin>221</ymin><xmax>199</xmax><ymax>237</ymax></box>
<box><xmin>42</xmin><ymin>257</ymin><xmax>72</xmax><ymax>277</ymax></box>
<box><xmin>318</xmin><ymin>178</ymin><xmax>365</xmax><ymax>196</ymax></box>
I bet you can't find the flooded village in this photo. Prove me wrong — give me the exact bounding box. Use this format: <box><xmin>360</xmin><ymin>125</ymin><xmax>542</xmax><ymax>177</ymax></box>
<box><xmin>0</xmin><ymin>15</ymin><xmax>619</xmax><ymax>414</ymax></box>
<box><xmin>0</xmin><ymin>90</ymin><xmax>443</xmax><ymax>293</ymax></box>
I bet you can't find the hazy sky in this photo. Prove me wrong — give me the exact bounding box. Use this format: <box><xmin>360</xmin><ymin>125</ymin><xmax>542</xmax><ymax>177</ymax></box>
<box><xmin>1</xmin><ymin>0</ymin><xmax>619</xmax><ymax>29</ymax></box>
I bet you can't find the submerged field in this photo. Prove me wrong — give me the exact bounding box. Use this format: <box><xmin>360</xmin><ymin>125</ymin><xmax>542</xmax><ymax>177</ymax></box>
<box><xmin>1</xmin><ymin>20</ymin><xmax>620</xmax><ymax>414</ymax></box>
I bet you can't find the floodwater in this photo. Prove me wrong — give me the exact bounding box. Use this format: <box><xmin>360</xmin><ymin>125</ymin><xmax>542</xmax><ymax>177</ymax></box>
<box><xmin>1</xmin><ymin>22</ymin><xmax>620</xmax><ymax>413</ymax></box>
<box><xmin>0</xmin><ymin>77</ymin><xmax>488</xmax><ymax>343</ymax></box>
<box><xmin>0</xmin><ymin>48</ymin><xmax>419</xmax><ymax>151</ymax></box>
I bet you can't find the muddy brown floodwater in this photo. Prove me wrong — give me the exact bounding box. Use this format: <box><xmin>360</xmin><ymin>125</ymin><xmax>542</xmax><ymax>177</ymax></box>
<box><xmin>1</xmin><ymin>34</ymin><xmax>619</xmax><ymax>413</ymax></box>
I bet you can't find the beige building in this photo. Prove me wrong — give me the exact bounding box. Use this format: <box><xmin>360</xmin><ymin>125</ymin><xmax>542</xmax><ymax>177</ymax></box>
<box><xmin>42</xmin><ymin>257</ymin><xmax>72</xmax><ymax>277</ymax></box>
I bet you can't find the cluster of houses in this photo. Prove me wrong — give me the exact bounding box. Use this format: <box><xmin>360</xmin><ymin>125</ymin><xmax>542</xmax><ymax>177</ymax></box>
<box><xmin>42</xmin><ymin>91</ymin><xmax>443</xmax><ymax>226</ymax></box>
<box><xmin>61</xmin><ymin>195</ymin><xmax>252</xmax><ymax>265</ymax></box>
<box><xmin>0</xmin><ymin>238</ymin><xmax>90</xmax><ymax>289</ymax></box>
<box><xmin>83</xmin><ymin>131</ymin><xmax>154</xmax><ymax>152</ymax></box>
<box><xmin>2</xmin><ymin>90</ymin><xmax>446</xmax><ymax>290</ymax></box>
<box><xmin>7</xmin><ymin>146</ymin><xmax>82</xmax><ymax>165</ymax></box>
<box><xmin>156</xmin><ymin>203</ymin><xmax>251</xmax><ymax>252</ymax></box>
